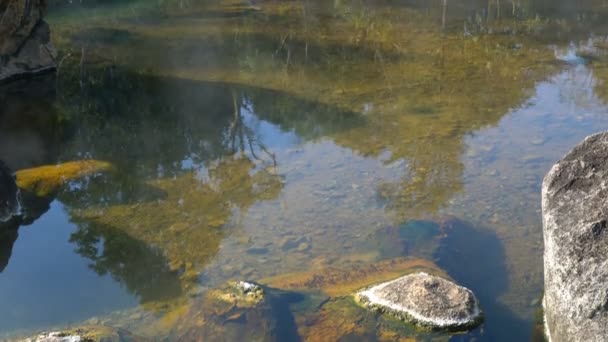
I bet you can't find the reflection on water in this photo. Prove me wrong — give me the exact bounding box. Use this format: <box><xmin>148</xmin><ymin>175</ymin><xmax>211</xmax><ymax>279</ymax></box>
<box><xmin>0</xmin><ymin>201</ymin><xmax>136</xmax><ymax>334</ymax></box>
<box><xmin>2</xmin><ymin>0</ymin><xmax>608</xmax><ymax>340</ymax></box>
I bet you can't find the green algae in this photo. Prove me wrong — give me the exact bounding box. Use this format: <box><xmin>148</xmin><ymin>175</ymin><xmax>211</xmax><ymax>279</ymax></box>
<box><xmin>70</xmin><ymin>155</ymin><xmax>283</xmax><ymax>293</ymax></box>
<box><xmin>169</xmin><ymin>281</ymin><xmax>301</xmax><ymax>341</ymax></box>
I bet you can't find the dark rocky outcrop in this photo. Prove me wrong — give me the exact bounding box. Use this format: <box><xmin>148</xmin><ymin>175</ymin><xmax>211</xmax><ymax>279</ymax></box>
<box><xmin>0</xmin><ymin>160</ymin><xmax>54</xmax><ymax>273</ymax></box>
<box><xmin>0</xmin><ymin>161</ymin><xmax>20</xmax><ymax>273</ymax></box>
<box><xmin>0</xmin><ymin>160</ymin><xmax>20</xmax><ymax>223</ymax></box>
<box><xmin>542</xmin><ymin>131</ymin><xmax>608</xmax><ymax>342</ymax></box>
<box><xmin>0</xmin><ymin>0</ymin><xmax>56</xmax><ymax>83</ymax></box>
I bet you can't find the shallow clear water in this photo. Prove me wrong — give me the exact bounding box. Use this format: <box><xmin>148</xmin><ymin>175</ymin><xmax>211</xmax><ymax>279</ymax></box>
<box><xmin>3</xmin><ymin>0</ymin><xmax>608</xmax><ymax>340</ymax></box>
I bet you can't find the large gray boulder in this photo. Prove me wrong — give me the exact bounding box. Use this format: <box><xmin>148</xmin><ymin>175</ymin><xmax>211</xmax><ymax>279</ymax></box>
<box><xmin>355</xmin><ymin>272</ymin><xmax>482</xmax><ymax>330</ymax></box>
<box><xmin>543</xmin><ymin>131</ymin><xmax>608</xmax><ymax>342</ymax></box>
<box><xmin>0</xmin><ymin>0</ymin><xmax>56</xmax><ymax>82</ymax></box>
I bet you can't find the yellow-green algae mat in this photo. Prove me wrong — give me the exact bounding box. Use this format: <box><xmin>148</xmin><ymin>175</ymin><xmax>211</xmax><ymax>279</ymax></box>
<box><xmin>15</xmin><ymin>160</ymin><xmax>114</xmax><ymax>198</ymax></box>
<box><xmin>166</xmin><ymin>257</ymin><xmax>458</xmax><ymax>341</ymax></box>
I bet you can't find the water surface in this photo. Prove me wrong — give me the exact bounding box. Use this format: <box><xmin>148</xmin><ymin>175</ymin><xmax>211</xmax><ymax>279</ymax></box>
<box><xmin>3</xmin><ymin>0</ymin><xmax>608</xmax><ymax>340</ymax></box>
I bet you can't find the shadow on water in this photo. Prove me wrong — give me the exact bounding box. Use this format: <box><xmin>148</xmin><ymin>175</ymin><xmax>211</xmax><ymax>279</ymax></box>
<box><xmin>435</xmin><ymin>219</ymin><xmax>528</xmax><ymax>342</ymax></box>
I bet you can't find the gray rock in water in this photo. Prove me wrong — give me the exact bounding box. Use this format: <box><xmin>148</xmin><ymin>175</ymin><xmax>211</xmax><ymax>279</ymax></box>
<box><xmin>355</xmin><ymin>272</ymin><xmax>482</xmax><ymax>330</ymax></box>
<box><xmin>543</xmin><ymin>131</ymin><xmax>608</xmax><ymax>342</ymax></box>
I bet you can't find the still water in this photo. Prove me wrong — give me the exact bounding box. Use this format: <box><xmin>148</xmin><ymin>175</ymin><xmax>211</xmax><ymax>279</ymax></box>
<box><xmin>2</xmin><ymin>0</ymin><xmax>608</xmax><ymax>340</ymax></box>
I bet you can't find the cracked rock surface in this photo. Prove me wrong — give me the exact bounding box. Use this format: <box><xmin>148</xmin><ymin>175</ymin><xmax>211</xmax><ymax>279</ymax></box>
<box><xmin>543</xmin><ymin>131</ymin><xmax>608</xmax><ymax>342</ymax></box>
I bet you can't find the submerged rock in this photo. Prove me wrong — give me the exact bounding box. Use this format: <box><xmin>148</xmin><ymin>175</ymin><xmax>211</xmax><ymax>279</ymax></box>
<box><xmin>170</xmin><ymin>259</ymin><xmax>459</xmax><ymax>341</ymax></box>
<box><xmin>542</xmin><ymin>131</ymin><xmax>608</xmax><ymax>342</ymax></box>
<box><xmin>355</xmin><ymin>272</ymin><xmax>482</xmax><ymax>331</ymax></box>
<box><xmin>0</xmin><ymin>0</ymin><xmax>56</xmax><ymax>82</ymax></box>
<box><xmin>262</xmin><ymin>257</ymin><xmax>458</xmax><ymax>340</ymax></box>
<box><xmin>261</xmin><ymin>257</ymin><xmax>444</xmax><ymax>297</ymax></box>
<box><xmin>21</xmin><ymin>332</ymin><xmax>81</xmax><ymax>342</ymax></box>
<box><xmin>19</xmin><ymin>325</ymin><xmax>144</xmax><ymax>342</ymax></box>
<box><xmin>172</xmin><ymin>281</ymin><xmax>300</xmax><ymax>341</ymax></box>
<box><xmin>218</xmin><ymin>281</ymin><xmax>266</xmax><ymax>306</ymax></box>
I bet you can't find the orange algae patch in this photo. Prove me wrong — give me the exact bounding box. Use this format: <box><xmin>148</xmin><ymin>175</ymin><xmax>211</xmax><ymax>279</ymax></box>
<box><xmin>296</xmin><ymin>298</ymin><xmax>372</xmax><ymax>342</ymax></box>
<box><xmin>261</xmin><ymin>257</ymin><xmax>444</xmax><ymax>297</ymax></box>
<box><xmin>269</xmin><ymin>257</ymin><xmax>447</xmax><ymax>341</ymax></box>
<box><xmin>296</xmin><ymin>297</ymin><xmax>427</xmax><ymax>341</ymax></box>
<box><xmin>15</xmin><ymin>160</ymin><xmax>114</xmax><ymax>197</ymax></box>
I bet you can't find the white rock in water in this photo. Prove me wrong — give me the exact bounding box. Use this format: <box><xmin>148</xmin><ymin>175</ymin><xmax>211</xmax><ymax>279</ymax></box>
<box><xmin>237</xmin><ymin>281</ymin><xmax>257</xmax><ymax>292</ymax></box>
<box><xmin>355</xmin><ymin>272</ymin><xmax>482</xmax><ymax>330</ymax></box>
<box><xmin>21</xmin><ymin>332</ymin><xmax>81</xmax><ymax>342</ymax></box>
